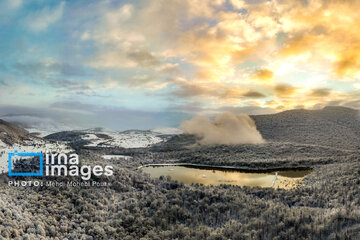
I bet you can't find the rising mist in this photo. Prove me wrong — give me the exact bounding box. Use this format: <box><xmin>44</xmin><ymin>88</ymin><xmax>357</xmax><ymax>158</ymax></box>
<box><xmin>180</xmin><ymin>112</ymin><xmax>265</xmax><ymax>145</ymax></box>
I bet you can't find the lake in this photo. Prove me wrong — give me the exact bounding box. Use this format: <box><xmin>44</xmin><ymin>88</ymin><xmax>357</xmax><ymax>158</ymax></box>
<box><xmin>141</xmin><ymin>165</ymin><xmax>312</xmax><ymax>189</ymax></box>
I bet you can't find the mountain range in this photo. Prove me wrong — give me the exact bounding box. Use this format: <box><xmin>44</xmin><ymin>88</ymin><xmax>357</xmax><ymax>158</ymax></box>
<box><xmin>1</xmin><ymin>106</ymin><xmax>360</xmax><ymax>150</ymax></box>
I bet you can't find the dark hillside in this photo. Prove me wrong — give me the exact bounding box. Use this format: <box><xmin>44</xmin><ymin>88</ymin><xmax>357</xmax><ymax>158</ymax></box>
<box><xmin>0</xmin><ymin>119</ymin><xmax>32</xmax><ymax>145</ymax></box>
<box><xmin>252</xmin><ymin>106</ymin><xmax>360</xmax><ymax>149</ymax></box>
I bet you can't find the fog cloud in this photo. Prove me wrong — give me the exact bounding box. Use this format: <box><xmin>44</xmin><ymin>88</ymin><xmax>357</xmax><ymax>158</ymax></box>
<box><xmin>180</xmin><ymin>112</ymin><xmax>265</xmax><ymax>145</ymax></box>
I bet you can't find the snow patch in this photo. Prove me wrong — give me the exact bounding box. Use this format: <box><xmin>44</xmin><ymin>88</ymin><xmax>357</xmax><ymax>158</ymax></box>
<box><xmin>0</xmin><ymin>138</ymin><xmax>72</xmax><ymax>174</ymax></box>
<box><xmin>0</xmin><ymin>139</ymin><xmax>7</xmax><ymax>147</ymax></box>
<box><xmin>82</xmin><ymin>134</ymin><xmax>98</xmax><ymax>140</ymax></box>
<box><xmin>83</xmin><ymin>131</ymin><xmax>164</xmax><ymax>148</ymax></box>
<box><xmin>103</xmin><ymin>155</ymin><xmax>133</xmax><ymax>160</ymax></box>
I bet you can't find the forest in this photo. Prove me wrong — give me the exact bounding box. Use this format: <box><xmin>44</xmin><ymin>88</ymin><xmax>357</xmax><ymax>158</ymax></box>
<box><xmin>0</xmin><ymin>145</ymin><xmax>359</xmax><ymax>239</ymax></box>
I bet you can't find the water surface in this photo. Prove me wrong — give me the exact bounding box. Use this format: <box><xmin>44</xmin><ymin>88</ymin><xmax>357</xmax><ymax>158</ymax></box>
<box><xmin>141</xmin><ymin>165</ymin><xmax>311</xmax><ymax>189</ymax></box>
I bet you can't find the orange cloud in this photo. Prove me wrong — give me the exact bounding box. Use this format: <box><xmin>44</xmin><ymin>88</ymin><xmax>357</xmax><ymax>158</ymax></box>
<box><xmin>83</xmin><ymin>0</ymin><xmax>360</xmax><ymax>110</ymax></box>
<box><xmin>252</xmin><ymin>68</ymin><xmax>274</xmax><ymax>82</ymax></box>
<box><xmin>274</xmin><ymin>84</ymin><xmax>299</xmax><ymax>98</ymax></box>
<box><xmin>308</xmin><ymin>88</ymin><xmax>331</xmax><ymax>97</ymax></box>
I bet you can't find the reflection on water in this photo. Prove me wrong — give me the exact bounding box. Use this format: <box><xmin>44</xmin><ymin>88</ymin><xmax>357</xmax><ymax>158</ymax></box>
<box><xmin>141</xmin><ymin>165</ymin><xmax>311</xmax><ymax>189</ymax></box>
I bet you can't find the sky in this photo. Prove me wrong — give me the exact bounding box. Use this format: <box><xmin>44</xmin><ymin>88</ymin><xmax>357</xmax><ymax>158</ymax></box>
<box><xmin>1</xmin><ymin>0</ymin><xmax>360</xmax><ymax>130</ymax></box>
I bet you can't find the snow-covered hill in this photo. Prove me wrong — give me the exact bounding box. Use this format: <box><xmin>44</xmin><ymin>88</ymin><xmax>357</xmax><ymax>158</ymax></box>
<box><xmin>0</xmin><ymin>119</ymin><xmax>72</xmax><ymax>174</ymax></box>
<box><xmin>82</xmin><ymin>132</ymin><xmax>164</xmax><ymax>148</ymax></box>
<box><xmin>45</xmin><ymin>128</ymin><xmax>182</xmax><ymax>148</ymax></box>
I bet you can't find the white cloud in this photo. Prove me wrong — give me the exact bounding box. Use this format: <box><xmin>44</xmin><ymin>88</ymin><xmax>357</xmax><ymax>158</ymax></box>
<box><xmin>229</xmin><ymin>0</ymin><xmax>245</xmax><ymax>9</ymax></box>
<box><xmin>105</xmin><ymin>4</ymin><xmax>133</xmax><ymax>25</ymax></box>
<box><xmin>27</xmin><ymin>2</ymin><xmax>65</xmax><ymax>32</ymax></box>
<box><xmin>7</xmin><ymin>0</ymin><xmax>22</xmax><ymax>9</ymax></box>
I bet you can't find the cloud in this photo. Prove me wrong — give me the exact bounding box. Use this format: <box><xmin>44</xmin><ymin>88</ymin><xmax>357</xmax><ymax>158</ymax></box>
<box><xmin>216</xmin><ymin>106</ymin><xmax>276</xmax><ymax>115</ymax></box>
<box><xmin>171</xmin><ymin>79</ymin><xmax>215</xmax><ymax>98</ymax></box>
<box><xmin>0</xmin><ymin>0</ymin><xmax>22</xmax><ymax>13</ymax></box>
<box><xmin>27</xmin><ymin>2</ymin><xmax>65</xmax><ymax>31</ymax></box>
<box><xmin>126</xmin><ymin>50</ymin><xmax>159</xmax><ymax>67</ymax></box>
<box><xmin>274</xmin><ymin>0</ymin><xmax>360</xmax><ymax>79</ymax></box>
<box><xmin>180</xmin><ymin>112</ymin><xmax>265</xmax><ymax>145</ymax></box>
<box><xmin>166</xmin><ymin>102</ymin><xmax>206</xmax><ymax>115</ymax></box>
<box><xmin>309</xmin><ymin>88</ymin><xmax>331</xmax><ymax>97</ymax></box>
<box><xmin>11</xmin><ymin>61</ymin><xmax>96</xmax><ymax>92</ymax></box>
<box><xmin>279</xmin><ymin>35</ymin><xmax>315</xmax><ymax>58</ymax></box>
<box><xmin>105</xmin><ymin>4</ymin><xmax>134</xmax><ymax>24</ymax></box>
<box><xmin>274</xmin><ymin>84</ymin><xmax>298</xmax><ymax>98</ymax></box>
<box><xmin>50</xmin><ymin>101</ymin><xmax>97</xmax><ymax>114</ymax></box>
<box><xmin>334</xmin><ymin>47</ymin><xmax>360</xmax><ymax>78</ymax></box>
<box><xmin>138</xmin><ymin>0</ymin><xmax>360</xmax><ymax>106</ymax></box>
<box><xmin>168</xmin><ymin>102</ymin><xmax>276</xmax><ymax>116</ymax></box>
<box><xmin>218</xmin><ymin>88</ymin><xmax>266</xmax><ymax>100</ymax></box>
<box><xmin>50</xmin><ymin>79</ymin><xmax>93</xmax><ymax>90</ymax></box>
<box><xmin>14</xmin><ymin>61</ymin><xmax>58</xmax><ymax>76</ymax></box>
<box><xmin>156</xmin><ymin>63</ymin><xmax>180</xmax><ymax>74</ymax></box>
<box><xmin>102</xmin><ymin>73</ymin><xmax>172</xmax><ymax>90</ymax></box>
<box><xmin>229</xmin><ymin>0</ymin><xmax>245</xmax><ymax>9</ymax></box>
<box><xmin>252</xmin><ymin>68</ymin><xmax>274</xmax><ymax>82</ymax></box>
<box><xmin>218</xmin><ymin>88</ymin><xmax>245</xmax><ymax>99</ymax></box>
<box><xmin>49</xmin><ymin>101</ymin><xmax>191</xmax><ymax>130</ymax></box>
<box><xmin>14</xmin><ymin>61</ymin><xmax>86</xmax><ymax>77</ymax></box>
<box><xmin>90</xmin><ymin>50</ymin><xmax>135</xmax><ymax>68</ymax></box>
<box><xmin>78</xmin><ymin>0</ymin><xmax>279</xmax><ymax>105</ymax></box>
<box><xmin>170</xmin><ymin>78</ymin><xmax>267</xmax><ymax>101</ymax></box>
<box><xmin>7</xmin><ymin>0</ymin><xmax>360</xmax><ymax>116</ymax></box>
<box><xmin>242</xmin><ymin>90</ymin><xmax>266</xmax><ymax>98</ymax></box>
<box><xmin>127</xmin><ymin>75</ymin><xmax>162</xmax><ymax>89</ymax></box>
<box><xmin>0</xmin><ymin>102</ymin><xmax>191</xmax><ymax>131</ymax></box>
<box><xmin>0</xmin><ymin>79</ymin><xmax>7</xmax><ymax>86</ymax></box>
<box><xmin>7</xmin><ymin>0</ymin><xmax>22</xmax><ymax>9</ymax></box>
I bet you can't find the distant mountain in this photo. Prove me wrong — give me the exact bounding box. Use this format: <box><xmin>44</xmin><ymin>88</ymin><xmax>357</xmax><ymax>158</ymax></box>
<box><xmin>0</xmin><ymin>114</ymin><xmax>76</xmax><ymax>135</ymax></box>
<box><xmin>0</xmin><ymin>119</ymin><xmax>32</xmax><ymax>146</ymax></box>
<box><xmin>7</xmin><ymin>106</ymin><xmax>360</xmax><ymax>150</ymax></box>
<box><xmin>82</xmin><ymin>127</ymin><xmax>110</xmax><ymax>133</ymax></box>
<box><xmin>151</xmin><ymin>127</ymin><xmax>183</xmax><ymax>135</ymax></box>
<box><xmin>120</xmin><ymin>129</ymin><xmax>153</xmax><ymax>135</ymax></box>
<box><xmin>252</xmin><ymin>106</ymin><xmax>360</xmax><ymax>149</ymax></box>
<box><xmin>44</xmin><ymin>128</ymin><xmax>181</xmax><ymax>149</ymax></box>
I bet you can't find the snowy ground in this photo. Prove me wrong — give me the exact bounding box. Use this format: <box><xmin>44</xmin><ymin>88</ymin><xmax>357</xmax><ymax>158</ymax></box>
<box><xmin>82</xmin><ymin>128</ymin><xmax>182</xmax><ymax>148</ymax></box>
<box><xmin>84</xmin><ymin>132</ymin><xmax>164</xmax><ymax>148</ymax></box>
<box><xmin>0</xmin><ymin>139</ymin><xmax>6</xmax><ymax>148</ymax></box>
<box><xmin>0</xmin><ymin>138</ymin><xmax>72</xmax><ymax>174</ymax></box>
<box><xmin>103</xmin><ymin>155</ymin><xmax>133</xmax><ymax>160</ymax></box>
